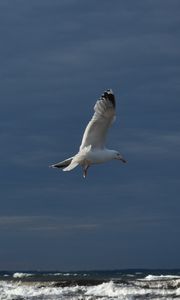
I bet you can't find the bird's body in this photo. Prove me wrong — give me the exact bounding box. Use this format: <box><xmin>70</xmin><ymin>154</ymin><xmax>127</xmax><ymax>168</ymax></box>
<box><xmin>50</xmin><ymin>89</ymin><xmax>127</xmax><ymax>177</ymax></box>
<box><xmin>85</xmin><ymin>148</ymin><xmax>118</xmax><ymax>165</ymax></box>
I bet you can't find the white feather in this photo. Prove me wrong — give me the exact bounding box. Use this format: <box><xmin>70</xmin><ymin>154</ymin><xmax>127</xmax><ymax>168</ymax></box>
<box><xmin>80</xmin><ymin>91</ymin><xmax>116</xmax><ymax>150</ymax></box>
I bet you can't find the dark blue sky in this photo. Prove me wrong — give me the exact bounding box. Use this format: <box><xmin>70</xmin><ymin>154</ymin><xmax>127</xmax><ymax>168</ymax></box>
<box><xmin>0</xmin><ymin>0</ymin><xmax>180</xmax><ymax>270</ymax></box>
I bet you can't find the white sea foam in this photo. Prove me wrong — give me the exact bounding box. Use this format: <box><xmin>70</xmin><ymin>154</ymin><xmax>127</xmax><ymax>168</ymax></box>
<box><xmin>85</xmin><ymin>281</ymin><xmax>178</xmax><ymax>299</ymax></box>
<box><xmin>0</xmin><ymin>278</ymin><xmax>179</xmax><ymax>300</ymax></box>
<box><xmin>63</xmin><ymin>273</ymin><xmax>78</xmax><ymax>276</ymax></box>
<box><xmin>0</xmin><ymin>281</ymin><xmax>82</xmax><ymax>300</ymax></box>
<box><xmin>143</xmin><ymin>274</ymin><xmax>180</xmax><ymax>281</ymax></box>
<box><xmin>13</xmin><ymin>272</ymin><xmax>34</xmax><ymax>278</ymax></box>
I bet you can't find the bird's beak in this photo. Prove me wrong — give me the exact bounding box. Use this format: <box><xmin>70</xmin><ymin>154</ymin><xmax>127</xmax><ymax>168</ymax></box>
<box><xmin>120</xmin><ymin>158</ymin><xmax>128</xmax><ymax>163</ymax></box>
<box><xmin>117</xmin><ymin>157</ymin><xmax>127</xmax><ymax>163</ymax></box>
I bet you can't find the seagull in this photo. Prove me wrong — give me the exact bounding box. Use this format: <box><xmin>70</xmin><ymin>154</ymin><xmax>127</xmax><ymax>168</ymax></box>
<box><xmin>50</xmin><ymin>89</ymin><xmax>127</xmax><ymax>178</ymax></box>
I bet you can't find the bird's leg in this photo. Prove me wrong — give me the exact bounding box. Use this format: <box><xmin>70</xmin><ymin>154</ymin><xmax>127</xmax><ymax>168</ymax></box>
<box><xmin>83</xmin><ymin>165</ymin><xmax>89</xmax><ymax>178</ymax></box>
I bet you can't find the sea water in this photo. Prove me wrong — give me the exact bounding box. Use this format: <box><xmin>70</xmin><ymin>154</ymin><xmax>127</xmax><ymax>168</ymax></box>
<box><xmin>0</xmin><ymin>269</ymin><xmax>180</xmax><ymax>299</ymax></box>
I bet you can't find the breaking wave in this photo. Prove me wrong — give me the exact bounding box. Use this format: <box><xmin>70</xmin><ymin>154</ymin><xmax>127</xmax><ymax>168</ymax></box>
<box><xmin>1</xmin><ymin>270</ymin><xmax>180</xmax><ymax>299</ymax></box>
<box><xmin>143</xmin><ymin>274</ymin><xmax>180</xmax><ymax>280</ymax></box>
<box><xmin>13</xmin><ymin>272</ymin><xmax>34</xmax><ymax>278</ymax></box>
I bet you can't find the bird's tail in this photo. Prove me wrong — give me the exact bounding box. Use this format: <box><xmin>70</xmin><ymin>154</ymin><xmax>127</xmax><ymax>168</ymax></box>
<box><xmin>50</xmin><ymin>157</ymin><xmax>73</xmax><ymax>169</ymax></box>
<box><xmin>63</xmin><ymin>146</ymin><xmax>92</xmax><ymax>172</ymax></box>
<box><xmin>63</xmin><ymin>161</ymin><xmax>79</xmax><ymax>172</ymax></box>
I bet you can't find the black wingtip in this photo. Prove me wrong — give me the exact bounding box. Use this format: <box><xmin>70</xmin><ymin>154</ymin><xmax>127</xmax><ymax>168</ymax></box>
<box><xmin>102</xmin><ymin>89</ymin><xmax>115</xmax><ymax>108</ymax></box>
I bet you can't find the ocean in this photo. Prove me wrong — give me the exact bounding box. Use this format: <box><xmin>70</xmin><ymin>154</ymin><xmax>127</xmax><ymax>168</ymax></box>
<box><xmin>0</xmin><ymin>269</ymin><xmax>180</xmax><ymax>299</ymax></box>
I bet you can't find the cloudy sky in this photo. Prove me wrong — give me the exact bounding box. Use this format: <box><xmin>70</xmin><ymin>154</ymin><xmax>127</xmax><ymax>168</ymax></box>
<box><xmin>0</xmin><ymin>0</ymin><xmax>180</xmax><ymax>270</ymax></box>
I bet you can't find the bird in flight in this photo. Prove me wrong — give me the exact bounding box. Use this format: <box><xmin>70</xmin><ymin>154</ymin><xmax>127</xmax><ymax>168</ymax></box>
<box><xmin>50</xmin><ymin>89</ymin><xmax>127</xmax><ymax>178</ymax></box>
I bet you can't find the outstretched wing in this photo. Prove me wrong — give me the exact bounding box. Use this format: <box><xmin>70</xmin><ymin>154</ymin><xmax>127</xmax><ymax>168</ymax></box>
<box><xmin>80</xmin><ymin>89</ymin><xmax>116</xmax><ymax>150</ymax></box>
